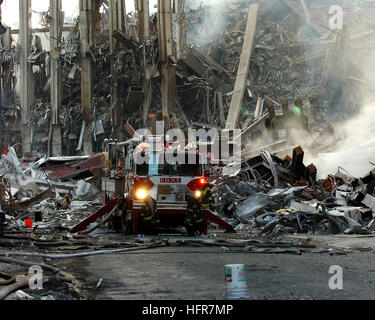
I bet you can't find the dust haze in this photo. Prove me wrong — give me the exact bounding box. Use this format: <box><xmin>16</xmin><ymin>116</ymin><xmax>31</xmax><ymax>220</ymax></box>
<box><xmin>185</xmin><ymin>0</ymin><xmax>375</xmax><ymax>179</ymax></box>
<box><xmin>305</xmin><ymin>101</ymin><xmax>375</xmax><ymax>178</ymax></box>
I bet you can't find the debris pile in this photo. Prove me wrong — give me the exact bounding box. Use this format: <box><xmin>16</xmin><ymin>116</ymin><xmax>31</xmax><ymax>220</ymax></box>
<box><xmin>24</xmin><ymin>37</ymin><xmax>113</xmax><ymax>156</ymax></box>
<box><xmin>0</xmin><ymin>0</ymin><xmax>374</xmax><ymax>238</ymax></box>
<box><xmin>1</xmin><ymin>0</ymin><xmax>375</xmax><ymax>301</ymax></box>
<box><xmin>0</xmin><ymin>0</ymin><xmax>373</xmax><ymax>237</ymax></box>
<box><xmin>212</xmin><ymin>146</ymin><xmax>375</xmax><ymax>236</ymax></box>
<box><xmin>0</xmin><ymin>146</ymin><xmax>103</xmax><ymax>226</ymax></box>
<box><xmin>1</xmin><ymin>0</ymin><xmax>373</xmax><ymax>158</ymax></box>
<box><xmin>186</xmin><ymin>0</ymin><xmax>366</xmax><ymax>128</ymax></box>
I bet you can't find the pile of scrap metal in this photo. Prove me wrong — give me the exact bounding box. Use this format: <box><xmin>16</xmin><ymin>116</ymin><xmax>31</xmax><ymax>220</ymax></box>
<box><xmin>213</xmin><ymin>146</ymin><xmax>375</xmax><ymax>236</ymax></box>
<box><xmin>2</xmin><ymin>0</ymin><xmax>372</xmax><ymax>158</ymax></box>
<box><xmin>25</xmin><ymin>37</ymin><xmax>113</xmax><ymax>156</ymax></box>
<box><xmin>25</xmin><ymin>29</ymin><xmax>212</xmax><ymax>156</ymax></box>
<box><xmin>0</xmin><ymin>146</ymin><xmax>102</xmax><ymax>236</ymax></box>
<box><xmin>184</xmin><ymin>0</ymin><xmax>374</xmax><ymax>157</ymax></box>
<box><xmin>186</xmin><ymin>0</ymin><xmax>371</xmax><ymax>122</ymax></box>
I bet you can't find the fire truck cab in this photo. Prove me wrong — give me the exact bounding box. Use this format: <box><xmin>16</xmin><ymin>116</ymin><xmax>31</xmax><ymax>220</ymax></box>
<box><xmin>102</xmin><ymin>136</ymin><xmax>210</xmax><ymax>235</ymax></box>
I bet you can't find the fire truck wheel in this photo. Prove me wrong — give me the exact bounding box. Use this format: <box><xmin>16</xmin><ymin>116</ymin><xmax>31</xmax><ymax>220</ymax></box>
<box><xmin>110</xmin><ymin>217</ymin><xmax>122</xmax><ymax>231</ymax></box>
<box><xmin>186</xmin><ymin>222</ymin><xmax>204</xmax><ymax>236</ymax></box>
<box><xmin>121</xmin><ymin>213</ymin><xmax>134</xmax><ymax>235</ymax></box>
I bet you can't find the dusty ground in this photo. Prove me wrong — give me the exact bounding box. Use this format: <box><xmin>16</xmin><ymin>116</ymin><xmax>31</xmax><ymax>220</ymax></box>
<box><xmin>295</xmin><ymin>234</ymin><xmax>375</xmax><ymax>251</ymax></box>
<box><xmin>53</xmin><ymin>233</ymin><xmax>375</xmax><ymax>300</ymax></box>
<box><xmin>2</xmin><ymin>228</ymin><xmax>375</xmax><ymax>300</ymax></box>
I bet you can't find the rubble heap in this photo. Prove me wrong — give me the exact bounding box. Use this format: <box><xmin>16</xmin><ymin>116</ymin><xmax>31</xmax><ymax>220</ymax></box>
<box><xmin>212</xmin><ymin>146</ymin><xmax>375</xmax><ymax>237</ymax></box>
<box><xmin>185</xmin><ymin>0</ymin><xmax>371</xmax><ymax>128</ymax></box>
<box><xmin>1</xmin><ymin>0</ymin><xmax>374</xmax><ymax>156</ymax></box>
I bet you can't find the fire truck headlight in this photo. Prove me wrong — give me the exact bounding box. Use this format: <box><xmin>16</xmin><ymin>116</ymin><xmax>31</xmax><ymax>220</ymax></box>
<box><xmin>135</xmin><ymin>188</ymin><xmax>148</xmax><ymax>200</ymax></box>
<box><xmin>194</xmin><ymin>190</ymin><xmax>202</xmax><ymax>199</ymax></box>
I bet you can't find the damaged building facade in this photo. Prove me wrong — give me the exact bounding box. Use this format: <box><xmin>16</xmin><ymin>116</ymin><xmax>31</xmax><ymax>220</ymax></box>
<box><xmin>2</xmin><ymin>0</ymin><xmax>372</xmax><ymax>157</ymax></box>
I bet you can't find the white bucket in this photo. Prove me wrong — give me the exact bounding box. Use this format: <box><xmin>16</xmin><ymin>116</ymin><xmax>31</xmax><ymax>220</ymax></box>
<box><xmin>225</xmin><ymin>264</ymin><xmax>248</xmax><ymax>299</ymax></box>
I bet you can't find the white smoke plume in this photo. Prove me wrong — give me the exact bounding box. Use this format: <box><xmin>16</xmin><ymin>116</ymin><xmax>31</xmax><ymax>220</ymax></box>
<box><xmin>303</xmin><ymin>1</ymin><xmax>375</xmax><ymax>179</ymax></box>
<box><xmin>305</xmin><ymin>102</ymin><xmax>375</xmax><ymax>178</ymax></box>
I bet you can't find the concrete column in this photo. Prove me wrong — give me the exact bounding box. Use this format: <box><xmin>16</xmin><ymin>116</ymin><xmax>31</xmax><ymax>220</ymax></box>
<box><xmin>136</xmin><ymin>0</ymin><xmax>149</xmax><ymax>43</ymax></box>
<box><xmin>49</xmin><ymin>0</ymin><xmax>63</xmax><ymax>156</ymax></box>
<box><xmin>19</xmin><ymin>0</ymin><xmax>34</xmax><ymax>156</ymax></box>
<box><xmin>267</xmin><ymin>103</ymin><xmax>278</xmax><ymax>141</ymax></box>
<box><xmin>281</xmin><ymin>101</ymin><xmax>289</xmax><ymax>117</ymax></box>
<box><xmin>80</xmin><ymin>0</ymin><xmax>93</xmax><ymax>155</ymax></box>
<box><xmin>281</xmin><ymin>100</ymin><xmax>290</xmax><ymax>139</ymax></box>
<box><xmin>157</xmin><ymin>0</ymin><xmax>175</xmax><ymax>116</ymax></box>
<box><xmin>225</xmin><ymin>4</ymin><xmax>258</xmax><ymax>130</ymax></box>
<box><xmin>136</xmin><ymin>0</ymin><xmax>153</xmax><ymax>124</ymax></box>
<box><xmin>0</xmin><ymin>27</ymin><xmax>12</xmax><ymax>107</ymax></box>
<box><xmin>175</xmin><ymin>0</ymin><xmax>187</xmax><ymax>60</ymax></box>
<box><xmin>109</xmin><ymin>0</ymin><xmax>126</xmax><ymax>140</ymax></box>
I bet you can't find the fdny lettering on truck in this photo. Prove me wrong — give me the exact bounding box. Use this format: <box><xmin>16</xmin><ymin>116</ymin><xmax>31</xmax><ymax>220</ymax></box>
<box><xmin>160</xmin><ymin>178</ymin><xmax>182</xmax><ymax>183</ymax></box>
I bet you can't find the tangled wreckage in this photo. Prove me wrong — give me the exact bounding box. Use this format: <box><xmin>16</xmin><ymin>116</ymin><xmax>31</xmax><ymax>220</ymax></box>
<box><xmin>0</xmin><ymin>0</ymin><xmax>375</xmax><ymax>300</ymax></box>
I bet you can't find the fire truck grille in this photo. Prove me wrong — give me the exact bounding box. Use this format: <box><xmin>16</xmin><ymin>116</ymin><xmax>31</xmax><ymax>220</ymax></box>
<box><xmin>156</xmin><ymin>202</ymin><xmax>187</xmax><ymax>210</ymax></box>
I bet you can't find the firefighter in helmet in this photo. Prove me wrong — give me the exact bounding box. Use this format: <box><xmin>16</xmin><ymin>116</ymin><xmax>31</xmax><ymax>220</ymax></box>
<box><xmin>201</xmin><ymin>178</ymin><xmax>215</xmax><ymax>211</ymax></box>
<box><xmin>186</xmin><ymin>195</ymin><xmax>204</xmax><ymax>235</ymax></box>
<box><xmin>140</xmin><ymin>199</ymin><xmax>160</xmax><ymax>226</ymax></box>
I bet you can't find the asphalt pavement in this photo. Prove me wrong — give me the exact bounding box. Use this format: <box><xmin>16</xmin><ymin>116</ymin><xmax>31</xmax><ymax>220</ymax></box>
<box><xmin>60</xmin><ymin>246</ymin><xmax>375</xmax><ymax>300</ymax></box>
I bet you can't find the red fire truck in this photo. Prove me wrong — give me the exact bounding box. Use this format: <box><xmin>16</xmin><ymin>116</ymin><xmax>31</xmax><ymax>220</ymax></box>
<box><xmin>71</xmin><ymin>135</ymin><xmax>234</xmax><ymax>235</ymax></box>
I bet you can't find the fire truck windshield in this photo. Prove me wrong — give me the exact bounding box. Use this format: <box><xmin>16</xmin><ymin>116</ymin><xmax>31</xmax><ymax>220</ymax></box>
<box><xmin>135</xmin><ymin>151</ymin><xmax>203</xmax><ymax>177</ymax></box>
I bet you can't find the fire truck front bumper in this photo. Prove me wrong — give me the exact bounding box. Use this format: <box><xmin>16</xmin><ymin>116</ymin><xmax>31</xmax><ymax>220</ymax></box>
<box><xmin>132</xmin><ymin>200</ymin><xmax>188</xmax><ymax>215</ymax></box>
